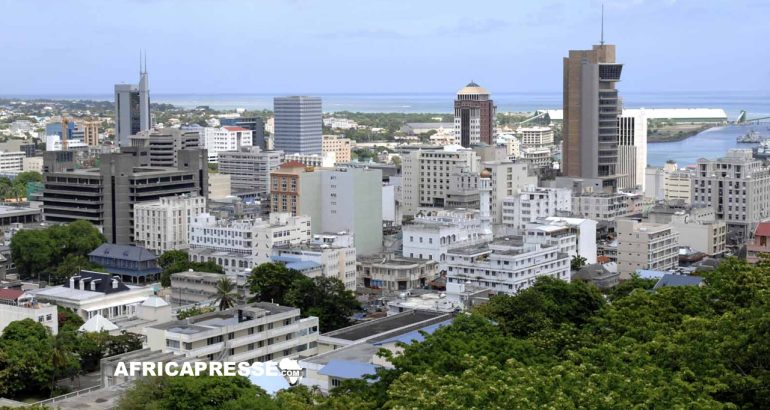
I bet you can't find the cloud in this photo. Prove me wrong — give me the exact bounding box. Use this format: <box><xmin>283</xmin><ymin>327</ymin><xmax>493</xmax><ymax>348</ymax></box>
<box><xmin>435</xmin><ymin>18</ymin><xmax>510</xmax><ymax>36</ymax></box>
<box><xmin>319</xmin><ymin>28</ymin><xmax>406</xmax><ymax>40</ymax></box>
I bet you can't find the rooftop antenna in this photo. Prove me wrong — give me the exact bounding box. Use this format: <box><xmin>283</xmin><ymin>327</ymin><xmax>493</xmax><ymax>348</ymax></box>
<box><xmin>600</xmin><ymin>3</ymin><xmax>605</xmax><ymax>45</ymax></box>
<box><xmin>144</xmin><ymin>50</ymin><xmax>147</xmax><ymax>74</ymax></box>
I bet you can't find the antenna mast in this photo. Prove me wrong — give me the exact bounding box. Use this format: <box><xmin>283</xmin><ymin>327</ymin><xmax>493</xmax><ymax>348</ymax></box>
<box><xmin>600</xmin><ymin>4</ymin><xmax>605</xmax><ymax>45</ymax></box>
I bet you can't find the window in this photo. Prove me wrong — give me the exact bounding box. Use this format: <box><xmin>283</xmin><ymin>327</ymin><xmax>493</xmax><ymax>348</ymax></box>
<box><xmin>166</xmin><ymin>339</ymin><xmax>180</xmax><ymax>349</ymax></box>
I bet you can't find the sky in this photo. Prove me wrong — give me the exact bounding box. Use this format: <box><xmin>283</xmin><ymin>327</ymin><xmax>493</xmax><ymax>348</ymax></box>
<box><xmin>1</xmin><ymin>0</ymin><xmax>768</xmax><ymax>95</ymax></box>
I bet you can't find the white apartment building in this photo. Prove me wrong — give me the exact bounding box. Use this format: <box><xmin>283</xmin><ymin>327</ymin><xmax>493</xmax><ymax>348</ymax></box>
<box><xmin>616</xmin><ymin>219</ymin><xmax>679</xmax><ymax>274</ymax></box>
<box><xmin>480</xmin><ymin>161</ymin><xmax>538</xmax><ymax>226</ymax></box>
<box><xmin>22</xmin><ymin>156</ymin><xmax>44</xmax><ymax>173</ymax></box>
<box><xmin>692</xmin><ymin>149</ymin><xmax>770</xmax><ymax>242</ymax></box>
<box><xmin>525</xmin><ymin>216</ymin><xmax>597</xmax><ymax>264</ymax></box>
<box><xmin>0</xmin><ymin>151</ymin><xmax>25</xmax><ymax>173</ymax></box>
<box><xmin>134</xmin><ymin>194</ymin><xmax>207</xmax><ymax>254</ymax></box>
<box><xmin>322</xmin><ymin>136</ymin><xmax>352</xmax><ymax>163</ymax></box>
<box><xmin>45</xmin><ymin>134</ymin><xmax>88</xmax><ymax>151</ymax></box>
<box><xmin>401</xmin><ymin>146</ymin><xmax>479</xmax><ymax>216</ymax></box>
<box><xmin>402</xmin><ymin>209</ymin><xmax>491</xmax><ymax>271</ymax></box>
<box><xmin>146</xmin><ymin>303</ymin><xmax>319</xmax><ymax>363</ymax></box>
<box><xmin>517</xmin><ymin>126</ymin><xmax>554</xmax><ymax>147</ymax></box>
<box><xmin>323</xmin><ymin>117</ymin><xmax>358</xmax><ymax>130</ymax></box>
<box><xmin>501</xmin><ymin>185</ymin><xmax>572</xmax><ymax>230</ymax></box>
<box><xmin>445</xmin><ymin>237</ymin><xmax>570</xmax><ymax>295</ymax></box>
<box><xmin>198</xmin><ymin>126</ymin><xmax>253</xmax><ymax>163</ymax></box>
<box><xmin>617</xmin><ymin>109</ymin><xmax>648</xmax><ymax>192</ymax></box>
<box><xmin>645</xmin><ymin>167</ymin><xmax>666</xmax><ymax>201</ymax></box>
<box><xmin>188</xmin><ymin>212</ymin><xmax>311</xmax><ymax>278</ymax></box>
<box><xmin>272</xmin><ymin>239</ymin><xmax>357</xmax><ymax>291</ymax></box>
<box><xmin>572</xmin><ymin>192</ymin><xmax>643</xmax><ymax>221</ymax></box>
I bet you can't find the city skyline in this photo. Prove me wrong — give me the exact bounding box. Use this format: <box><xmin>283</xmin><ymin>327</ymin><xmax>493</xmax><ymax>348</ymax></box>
<box><xmin>1</xmin><ymin>0</ymin><xmax>769</xmax><ymax>95</ymax></box>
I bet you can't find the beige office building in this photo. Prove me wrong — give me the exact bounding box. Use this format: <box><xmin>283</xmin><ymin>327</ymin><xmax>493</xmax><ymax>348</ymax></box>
<box><xmin>617</xmin><ymin>219</ymin><xmax>679</xmax><ymax>274</ymax></box>
<box><xmin>322</xmin><ymin>136</ymin><xmax>352</xmax><ymax>164</ymax></box>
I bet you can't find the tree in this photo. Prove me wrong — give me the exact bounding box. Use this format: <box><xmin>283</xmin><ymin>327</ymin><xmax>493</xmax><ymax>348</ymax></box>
<box><xmin>50</xmin><ymin>333</ymin><xmax>79</xmax><ymax>396</ymax></box>
<box><xmin>177</xmin><ymin>306</ymin><xmax>215</xmax><ymax>320</ymax></box>
<box><xmin>0</xmin><ymin>319</ymin><xmax>57</xmax><ymax>398</ymax></box>
<box><xmin>570</xmin><ymin>254</ymin><xmax>587</xmax><ymax>271</ymax></box>
<box><xmin>158</xmin><ymin>250</ymin><xmax>224</xmax><ymax>287</ymax></box>
<box><xmin>215</xmin><ymin>277</ymin><xmax>238</xmax><ymax>311</ymax></box>
<box><xmin>57</xmin><ymin>307</ymin><xmax>84</xmax><ymax>333</ymax></box>
<box><xmin>248</xmin><ymin>262</ymin><xmax>304</xmax><ymax>304</ymax></box>
<box><xmin>117</xmin><ymin>375</ymin><xmax>275</xmax><ymax>410</ymax></box>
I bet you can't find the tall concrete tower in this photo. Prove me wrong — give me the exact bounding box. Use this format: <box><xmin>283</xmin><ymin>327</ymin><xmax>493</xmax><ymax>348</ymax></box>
<box><xmin>562</xmin><ymin>44</ymin><xmax>623</xmax><ymax>193</ymax></box>
<box><xmin>454</xmin><ymin>82</ymin><xmax>496</xmax><ymax>148</ymax></box>
<box><xmin>114</xmin><ymin>53</ymin><xmax>151</xmax><ymax>147</ymax></box>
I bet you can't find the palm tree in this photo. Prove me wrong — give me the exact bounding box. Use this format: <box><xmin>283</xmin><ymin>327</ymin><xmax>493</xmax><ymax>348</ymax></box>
<box><xmin>215</xmin><ymin>276</ymin><xmax>238</xmax><ymax>311</ymax></box>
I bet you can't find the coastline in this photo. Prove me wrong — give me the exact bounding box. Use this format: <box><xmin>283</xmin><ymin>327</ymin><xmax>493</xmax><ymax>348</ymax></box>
<box><xmin>647</xmin><ymin>125</ymin><xmax>715</xmax><ymax>143</ymax></box>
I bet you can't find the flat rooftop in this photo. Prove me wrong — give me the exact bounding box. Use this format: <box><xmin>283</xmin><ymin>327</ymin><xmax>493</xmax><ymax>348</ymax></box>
<box><xmin>150</xmin><ymin>302</ymin><xmax>296</xmax><ymax>334</ymax></box>
<box><xmin>322</xmin><ymin>310</ymin><xmax>446</xmax><ymax>342</ymax></box>
<box><xmin>0</xmin><ymin>205</ymin><xmax>41</xmax><ymax>216</ymax></box>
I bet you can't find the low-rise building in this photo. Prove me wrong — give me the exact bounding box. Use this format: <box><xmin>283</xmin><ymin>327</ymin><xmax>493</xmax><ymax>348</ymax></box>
<box><xmin>517</xmin><ymin>126</ymin><xmax>554</xmax><ymax>147</ymax></box>
<box><xmin>524</xmin><ymin>216</ymin><xmax>598</xmax><ymax>264</ymax></box>
<box><xmin>445</xmin><ymin>237</ymin><xmax>570</xmax><ymax>295</ymax></box>
<box><xmin>145</xmin><ymin>302</ymin><xmax>319</xmax><ymax>363</ymax></box>
<box><xmin>572</xmin><ymin>192</ymin><xmax>643</xmax><ymax>221</ymax></box>
<box><xmin>133</xmin><ymin>194</ymin><xmax>207</xmax><ymax>254</ymax></box>
<box><xmin>272</xmin><ymin>237</ymin><xmax>357</xmax><ymax>291</ymax></box>
<box><xmin>208</xmin><ymin>173</ymin><xmax>232</xmax><ymax>200</ymax></box>
<box><xmin>169</xmin><ymin>270</ymin><xmax>226</xmax><ymax>306</ymax></box>
<box><xmin>356</xmin><ymin>255</ymin><xmax>438</xmax><ymax>293</ymax></box>
<box><xmin>747</xmin><ymin>222</ymin><xmax>770</xmax><ymax>264</ymax></box>
<box><xmin>28</xmin><ymin>271</ymin><xmax>155</xmax><ymax>321</ymax></box>
<box><xmin>617</xmin><ymin>219</ymin><xmax>679</xmax><ymax>274</ymax></box>
<box><xmin>88</xmin><ymin>243</ymin><xmax>162</xmax><ymax>284</ymax></box>
<box><xmin>0</xmin><ymin>289</ymin><xmax>58</xmax><ymax>335</ymax></box>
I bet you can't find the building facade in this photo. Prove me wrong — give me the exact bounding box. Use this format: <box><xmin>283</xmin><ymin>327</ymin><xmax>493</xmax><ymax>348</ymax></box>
<box><xmin>616</xmin><ymin>219</ymin><xmax>679</xmax><ymax>274</ymax></box>
<box><xmin>114</xmin><ymin>67</ymin><xmax>150</xmax><ymax>147</ymax></box>
<box><xmin>501</xmin><ymin>186</ymin><xmax>572</xmax><ymax>230</ymax></box>
<box><xmin>692</xmin><ymin>149</ymin><xmax>770</xmax><ymax>243</ymax></box>
<box><xmin>322</xmin><ymin>136</ymin><xmax>352</xmax><ymax>164</ymax></box>
<box><xmin>356</xmin><ymin>255</ymin><xmax>438</xmax><ymax>293</ymax></box>
<box><xmin>198</xmin><ymin>126</ymin><xmax>253</xmax><ymax>163</ymax></box>
<box><xmin>146</xmin><ymin>303</ymin><xmax>319</xmax><ymax>363</ymax></box>
<box><xmin>130</xmin><ymin>128</ymin><xmax>200</xmax><ymax>167</ymax></box>
<box><xmin>617</xmin><ymin>109</ymin><xmax>648</xmax><ymax>192</ymax></box>
<box><xmin>133</xmin><ymin>194</ymin><xmax>207</xmax><ymax>254</ymax></box>
<box><xmin>453</xmin><ymin>82</ymin><xmax>495</xmax><ymax>147</ymax></box>
<box><xmin>446</xmin><ymin>238</ymin><xmax>570</xmax><ymax>295</ymax></box>
<box><xmin>218</xmin><ymin>147</ymin><xmax>284</xmax><ymax>196</ymax></box>
<box><xmin>562</xmin><ymin>43</ymin><xmax>623</xmax><ymax>192</ymax></box>
<box><xmin>42</xmin><ymin>149</ymin><xmax>208</xmax><ymax>245</ymax></box>
<box><xmin>274</xmin><ymin>96</ymin><xmax>322</xmax><ymax>155</ymax></box>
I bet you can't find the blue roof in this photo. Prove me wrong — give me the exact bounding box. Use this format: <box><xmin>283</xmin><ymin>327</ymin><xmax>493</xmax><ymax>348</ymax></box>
<box><xmin>636</xmin><ymin>269</ymin><xmax>668</xmax><ymax>279</ymax></box>
<box><xmin>285</xmin><ymin>261</ymin><xmax>322</xmax><ymax>272</ymax></box>
<box><xmin>272</xmin><ymin>255</ymin><xmax>301</xmax><ymax>263</ymax></box>
<box><xmin>103</xmin><ymin>267</ymin><xmax>162</xmax><ymax>277</ymax></box>
<box><xmin>653</xmin><ymin>274</ymin><xmax>705</xmax><ymax>290</ymax></box>
<box><xmin>318</xmin><ymin>360</ymin><xmax>378</xmax><ymax>380</ymax></box>
<box><xmin>373</xmin><ymin>319</ymin><xmax>453</xmax><ymax>346</ymax></box>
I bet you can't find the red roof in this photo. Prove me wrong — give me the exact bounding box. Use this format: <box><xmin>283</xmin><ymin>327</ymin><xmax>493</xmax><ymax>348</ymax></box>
<box><xmin>597</xmin><ymin>255</ymin><xmax>611</xmax><ymax>264</ymax></box>
<box><xmin>279</xmin><ymin>161</ymin><xmax>307</xmax><ymax>169</ymax></box>
<box><xmin>0</xmin><ymin>288</ymin><xmax>24</xmax><ymax>302</ymax></box>
<box><xmin>223</xmin><ymin>126</ymin><xmax>249</xmax><ymax>132</ymax></box>
<box><xmin>755</xmin><ymin>222</ymin><xmax>770</xmax><ymax>237</ymax></box>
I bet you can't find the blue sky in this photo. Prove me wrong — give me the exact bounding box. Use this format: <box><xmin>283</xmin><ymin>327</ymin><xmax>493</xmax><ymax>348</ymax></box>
<box><xmin>1</xmin><ymin>0</ymin><xmax>768</xmax><ymax>94</ymax></box>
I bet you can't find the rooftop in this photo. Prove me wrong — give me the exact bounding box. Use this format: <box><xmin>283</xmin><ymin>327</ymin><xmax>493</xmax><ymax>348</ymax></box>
<box><xmin>322</xmin><ymin>310</ymin><xmax>447</xmax><ymax>342</ymax></box>
<box><xmin>150</xmin><ymin>302</ymin><xmax>296</xmax><ymax>334</ymax></box>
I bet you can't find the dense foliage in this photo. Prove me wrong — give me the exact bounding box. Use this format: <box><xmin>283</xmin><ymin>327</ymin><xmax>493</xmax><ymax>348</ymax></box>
<box><xmin>9</xmin><ymin>220</ymin><xmax>105</xmax><ymax>281</ymax></box>
<box><xmin>248</xmin><ymin>262</ymin><xmax>360</xmax><ymax>332</ymax></box>
<box><xmin>0</xmin><ymin>318</ymin><xmax>141</xmax><ymax>399</ymax></box>
<box><xmin>119</xmin><ymin>257</ymin><xmax>770</xmax><ymax>408</ymax></box>
<box><xmin>158</xmin><ymin>250</ymin><xmax>225</xmax><ymax>287</ymax></box>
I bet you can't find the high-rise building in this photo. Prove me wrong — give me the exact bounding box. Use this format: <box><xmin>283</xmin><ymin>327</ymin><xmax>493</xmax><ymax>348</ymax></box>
<box><xmin>81</xmin><ymin>120</ymin><xmax>100</xmax><ymax>146</ymax></box>
<box><xmin>453</xmin><ymin>82</ymin><xmax>496</xmax><ymax>147</ymax></box>
<box><xmin>274</xmin><ymin>96</ymin><xmax>322</xmax><ymax>155</ymax></box>
<box><xmin>42</xmin><ymin>149</ymin><xmax>208</xmax><ymax>245</ymax></box>
<box><xmin>562</xmin><ymin>43</ymin><xmax>623</xmax><ymax>192</ymax></box>
<box><xmin>114</xmin><ymin>62</ymin><xmax>151</xmax><ymax>147</ymax></box>
<box><xmin>197</xmin><ymin>127</ymin><xmax>253</xmax><ymax>163</ymax></box>
<box><xmin>617</xmin><ymin>109</ymin><xmax>648</xmax><ymax>192</ymax></box>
